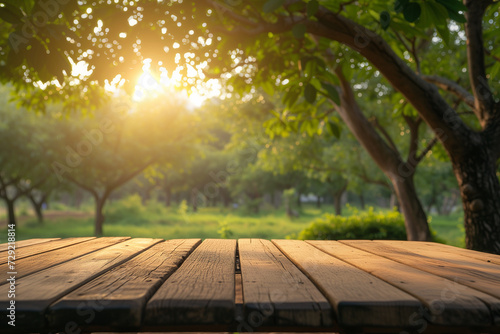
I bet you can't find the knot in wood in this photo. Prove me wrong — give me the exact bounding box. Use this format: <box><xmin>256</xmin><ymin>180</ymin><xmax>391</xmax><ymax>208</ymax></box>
<box><xmin>462</xmin><ymin>184</ymin><xmax>476</xmax><ymax>197</ymax></box>
<box><xmin>470</xmin><ymin>199</ymin><xmax>484</xmax><ymax>212</ymax></box>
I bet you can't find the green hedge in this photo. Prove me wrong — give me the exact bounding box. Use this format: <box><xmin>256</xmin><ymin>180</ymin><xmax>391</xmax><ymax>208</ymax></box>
<box><xmin>296</xmin><ymin>208</ymin><xmax>408</xmax><ymax>240</ymax></box>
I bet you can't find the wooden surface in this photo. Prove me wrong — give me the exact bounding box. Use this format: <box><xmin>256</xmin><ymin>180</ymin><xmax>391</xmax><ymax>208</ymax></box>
<box><xmin>48</xmin><ymin>239</ymin><xmax>201</xmax><ymax>330</ymax></box>
<box><xmin>1</xmin><ymin>238</ymin><xmax>500</xmax><ymax>334</ymax></box>
<box><xmin>0</xmin><ymin>238</ymin><xmax>60</xmax><ymax>251</ymax></box>
<box><xmin>273</xmin><ymin>240</ymin><xmax>420</xmax><ymax>328</ymax></box>
<box><xmin>0</xmin><ymin>237</ymin><xmax>95</xmax><ymax>264</ymax></box>
<box><xmin>144</xmin><ymin>239</ymin><xmax>237</xmax><ymax>327</ymax></box>
<box><xmin>238</xmin><ymin>239</ymin><xmax>332</xmax><ymax>327</ymax></box>
<box><xmin>0</xmin><ymin>237</ymin><xmax>129</xmax><ymax>283</ymax></box>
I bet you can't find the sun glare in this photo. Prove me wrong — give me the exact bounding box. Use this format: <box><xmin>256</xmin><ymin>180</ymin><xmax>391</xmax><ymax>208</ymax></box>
<box><xmin>130</xmin><ymin>59</ymin><xmax>221</xmax><ymax>108</ymax></box>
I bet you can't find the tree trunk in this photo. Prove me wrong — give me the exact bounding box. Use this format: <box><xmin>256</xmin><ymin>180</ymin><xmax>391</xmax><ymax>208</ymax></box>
<box><xmin>6</xmin><ymin>199</ymin><xmax>16</xmax><ymax>227</ymax></box>
<box><xmin>333</xmin><ymin>182</ymin><xmax>347</xmax><ymax>216</ymax></box>
<box><xmin>29</xmin><ymin>197</ymin><xmax>44</xmax><ymax>224</ymax></box>
<box><xmin>359</xmin><ymin>193</ymin><xmax>365</xmax><ymax>210</ymax></box>
<box><xmin>296</xmin><ymin>192</ymin><xmax>301</xmax><ymax>208</ymax></box>
<box><xmin>391</xmin><ymin>174</ymin><xmax>431</xmax><ymax>241</ymax></box>
<box><xmin>94</xmin><ymin>196</ymin><xmax>106</xmax><ymax>237</ymax></box>
<box><xmin>165</xmin><ymin>187</ymin><xmax>171</xmax><ymax>207</ymax></box>
<box><xmin>389</xmin><ymin>193</ymin><xmax>399</xmax><ymax>211</ymax></box>
<box><xmin>191</xmin><ymin>189</ymin><xmax>198</xmax><ymax>213</ymax></box>
<box><xmin>316</xmin><ymin>196</ymin><xmax>321</xmax><ymax>208</ymax></box>
<box><xmin>453</xmin><ymin>153</ymin><xmax>500</xmax><ymax>254</ymax></box>
<box><xmin>222</xmin><ymin>189</ymin><xmax>231</xmax><ymax>208</ymax></box>
<box><xmin>333</xmin><ymin>193</ymin><xmax>342</xmax><ymax>215</ymax></box>
<box><xmin>333</xmin><ymin>67</ymin><xmax>431</xmax><ymax>241</ymax></box>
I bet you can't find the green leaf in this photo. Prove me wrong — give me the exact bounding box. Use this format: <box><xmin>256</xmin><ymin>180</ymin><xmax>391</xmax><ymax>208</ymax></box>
<box><xmin>263</xmin><ymin>0</ymin><xmax>285</xmax><ymax>13</ymax></box>
<box><xmin>304</xmin><ymin>83</ymin><xmax>317</xmax><ymax>104</ymax></box>
<box><xmin>321</xmin><ymin>82</ymin><xmax>340</xmax><ymax>105</ymax></box>
<box><xmin>327</xmin><ymin>121</ymin><xmax>341</xmax><ymax>139</ymax></box>
<box><xmin>447</xmin><ymin>9</ymin><xmax>466</xmax><ymax>23</ymax></box>
<box><xmin>380</xmin><ymin>11</ymin><xmax>391</xmax><ymax>30</ymax></box>
<box><xmin>292</xmin><ymin>23</ymin><xmax>307</xmax><ymax>39</ymax></box>
<box><xmin>0</xmin><ymin>3</ymin><xmax>23</xmax><ymax>24</ymax></box>
<box><xmin>394</xmin><ymin>0</ymin><xmax>409</xmax><ymax>13</ymax></box>
<box><xmin>435</xmin><ymin>0</ymin><xmax>467</xmax><ymax>13</ymax></box>
<box><xmin>307</xmin><ymin>0</ymin><xmax>319</xmax><ymax>17</ymax></box>
<box><xmin>403</xmin><ymin>2</ymin><xmax>421</xmax><ymax>23</ymax></box>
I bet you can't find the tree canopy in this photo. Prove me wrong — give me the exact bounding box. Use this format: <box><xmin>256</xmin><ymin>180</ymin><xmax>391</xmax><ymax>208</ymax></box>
<box><xmin>0</xmin><ymin>0</ymin><xmax>499</xmax><ymax>252</ymax></box>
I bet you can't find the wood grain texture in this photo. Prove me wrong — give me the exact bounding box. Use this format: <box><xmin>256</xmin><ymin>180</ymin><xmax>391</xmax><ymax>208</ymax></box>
<box><xmin>0</xmin><ymin>237</ymin><xmax>130</xmax><ymax>284</ymax></box>
<box><xmin>144</xmin><ymin>239</ymin><xmax>236</xmax><ymax>326</ymax></box>
<box><xmin>308</xmin><ymin>240</ymin><xmax>499</xmax><ymax>327</ymax></box>
<box><xmin>47</xmin><ymin>239</ymin><xmax>201</xmax><ymax>330</ymax></box>
<box><xmin>0</xmin><ymin>237</ymin><xmax>96</xmax><ymax>264</ymax></box>
<box><xmin>0</xmin><ymin>238</ymin><xmax>60</xmax><ymax>251</ymax></box>
<box><xmin>341</xmin><ymin>240</ymin><xmax>500</xmax><ymax>301</ymax></box>
<box><xmin>272</xmin><ymin>240</ymin><xmax>421</xmax><ymax>328</ymax></box>
<box><xmin>0</xmin><ymin>238</ymin><xmax>161</xmax><ymax>331</ymax></box>
<box><xmin>239</xmin><ymin>239</ymin><xmax>333</xmax><ymax>328</ymax></box>
<box><xmin>373</xmin><ymin>240</ymin><xmax>500</xmax><ymax>266</ymax></box>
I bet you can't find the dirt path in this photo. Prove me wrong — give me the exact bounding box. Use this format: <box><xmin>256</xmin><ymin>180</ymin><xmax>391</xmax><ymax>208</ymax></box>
<box><xmin>0</xmin><ymin>211</ymin><xmax>93</xmax><ymax>228</ymax></box>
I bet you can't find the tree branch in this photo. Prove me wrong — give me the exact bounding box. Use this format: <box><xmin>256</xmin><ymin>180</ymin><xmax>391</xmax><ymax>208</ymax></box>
<box><xmin>370</xmin><ymin>116</ymin><xmax>399</xmax><ymax>153</ymax></box>
<box><xmin>414</xmin><ymin>137</ymin><xmax>438</xmax><ymax>165</ymax></box>
<box><xmin>403</xmin><ymin>114</ymin><xmax>422</xmax><ymax>164</ymax></box>
<box><xmin>64</xmin><ymin>173</ymin><xmax>99</xmax><ymax>198</ymax></box>
<box><xmin>422</xmin><ymin>75</ymin><xmax>476</xmax><ymax>110</ymax></box>
<box><xmin>303</xmin><ymin>7</ymin><xmax>474</xmax><ymax>155</ymax></box>
<box><xmin>464</xmin><ymin>0</ymin><xmax>495</xmax><ymax>124</ymax></box>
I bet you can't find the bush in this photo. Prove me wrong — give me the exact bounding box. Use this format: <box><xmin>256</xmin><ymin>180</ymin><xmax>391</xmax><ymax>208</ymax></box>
<box><xmin>105</xmin><ymin>194</ymin><xmax>145</xmax><ymax>222</ymax></box>
<box><xmin>296</xmin><ymin>207</ymin><xmax>407</xmax><ymax>240</ymax></box>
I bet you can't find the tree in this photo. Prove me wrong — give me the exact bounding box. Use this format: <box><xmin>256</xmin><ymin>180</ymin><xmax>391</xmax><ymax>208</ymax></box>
<box><xmin>47</xmin><ymin>91</ymin><xmax>202</xmax><ymax>235</ymax></box>
<box><xmin>0</xmin><ymin>86</ymin><xmax>51</xmax><ymax>227</ymax></box>
<box><xmin>0</xmin><ymin>0</ymin><xmax>499</xmax><ymax>252</ymax></box>
<box><xmin>207</xmin><ymin>0</ymin><xmax>500</xmax><ymax>252</ymax></box>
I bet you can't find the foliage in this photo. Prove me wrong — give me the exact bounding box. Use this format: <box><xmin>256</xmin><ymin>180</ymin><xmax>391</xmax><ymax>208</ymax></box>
<box><xmin>104</xmin><ymin>194</ymin><xmax>144</xmax><ymax>223</ymax></box>
<box><xmin>295</xmin><ymin>208</ymin><xmax>407</xmax><ymax>240</ymax></box>
<box><xmin>177</xmin><ymin>199</ymin><xmax>189</xmax><ymax>216</ymax></box>
<box><xmin>217</xmin><ymin>220</ymin><xmax>234</xmax><ymax>239</ymax></box>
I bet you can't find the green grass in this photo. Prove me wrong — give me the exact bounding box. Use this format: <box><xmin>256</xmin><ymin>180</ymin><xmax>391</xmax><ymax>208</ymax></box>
<box><xmin>428</xmin><ymin>211</ymin><xmax>465</xmax><ymax>247</ymax></box>
<box><xmin>1</xmin><ymin>198</ymin><xmax>466</xmax><ymax>247</ymax></box>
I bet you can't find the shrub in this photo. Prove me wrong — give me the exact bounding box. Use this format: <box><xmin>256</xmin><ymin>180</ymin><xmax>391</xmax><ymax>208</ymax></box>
<box><xmin>105</xmin><ymin>194</ymin><xmax>145</xmax><ymax>222</ymax></box>
<box><xmin>178</xmin><ymin>199</ymin><xmax>188</xmax><ymax>216</ymax></box>
<box><xmin>296</xmin><ymin>207</ymin><xmax>407</xmax><ymax>240</ymax></box>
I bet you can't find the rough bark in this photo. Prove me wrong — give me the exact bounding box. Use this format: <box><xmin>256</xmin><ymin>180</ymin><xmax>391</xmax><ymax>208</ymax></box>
<box><xmin>453</xmin><ymin>145</ymin><xmax>500</xmax><ymax>254</ymax></box>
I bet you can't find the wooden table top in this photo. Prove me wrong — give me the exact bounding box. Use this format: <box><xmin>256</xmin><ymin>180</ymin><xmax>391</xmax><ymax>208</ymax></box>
<box><xmin>1</xmin><ymin>238</ymin><xmax>499</xmax><ymax>333</ymax></box>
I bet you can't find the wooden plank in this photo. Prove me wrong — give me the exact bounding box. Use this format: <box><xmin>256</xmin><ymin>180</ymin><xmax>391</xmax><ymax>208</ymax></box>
<box><xmin>239</xmin><ymin>239</ymin><xmax>333</xmax><ymax>328</ymax></box>
<box><xmin>341</xmin><ymin>240</ymin><xmax>500</xmax><ymax>300</ymax></box>
<box><xmin>144</xmin><ymin>239</ymin><xmax>236</xmax><ymax>327</ymax></box>
<box><xmin>0</xmin><ymin>237</ymin><xmax>96</xmax><ymax>264</ymax></box>
<box><xmin>0</xmin><ymin>237</ymin><xmax>130</xmax><ymax>284</ymax></box>
<box><xmin>47</xmin><ymin>239</ymin><xmax>202</xmax><ymax>331</ymax></box>
<box><xmin>374</xmin><ymin>240</ymin><xmax>500</xmax><ymax>266</ymax></box>
<box><xmin>308</xmin><ymin>240</ymin><xmax>500</xmax><ymax>328</ymax></box>
<box><xmin>0</xmin><ymin>238</ymin><xmax>60</xmax><ymax>251</ymax></box>
<box><xmin>272</xmin><ymin>240</ymin><xmax>422</xmax><ymax>328</ymax></box>
<box><xmin>0</xmin><ymin>238</ymin><xmax>161</xmax><ymax>332</ymax></box>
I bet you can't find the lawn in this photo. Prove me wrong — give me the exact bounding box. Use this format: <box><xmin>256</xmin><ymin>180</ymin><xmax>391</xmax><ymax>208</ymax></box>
<box><xmin>1</xmin><ymin>197</ymin><xmax>465</xmax><ymax>247</ymax></box>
